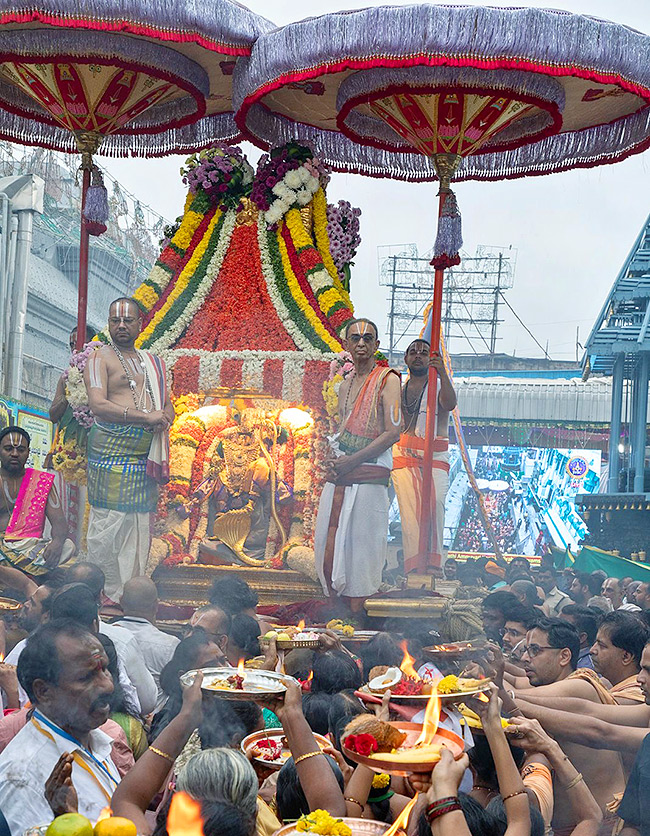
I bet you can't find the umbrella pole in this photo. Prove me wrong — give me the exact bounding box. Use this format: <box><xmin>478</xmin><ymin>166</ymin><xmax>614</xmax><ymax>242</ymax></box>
<box><xmin>74</xmin><ymin>132</ymin><xmax>102</xmax><ymax>352</ymax></box>
<box><xmin>75</xmin><ymin>164</ymin><xmax>91</xmax><ymax>352</ymax></box>
<box><xmin>416</xmin><ymin>190</ymin><xmax>446</xmax><ymax>572</ymax></box>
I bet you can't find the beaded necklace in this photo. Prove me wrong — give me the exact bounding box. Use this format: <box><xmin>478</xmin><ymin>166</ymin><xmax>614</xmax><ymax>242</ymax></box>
<box><xmin>111</xmin><ymin>342</ymin><xmax>155</xmax><ymax>413</ymax></box>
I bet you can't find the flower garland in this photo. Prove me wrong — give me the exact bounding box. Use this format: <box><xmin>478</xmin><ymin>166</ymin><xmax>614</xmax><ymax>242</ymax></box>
<box><xmin>180</xmin><ymin>144</ymin><xmax>254</xmax><ymax>211</ymax></box>
<box><xmin>325</xmin><ymin>199</ymin><xmax>362</xmax><ymax>292</ymax></box>
<box><xmin>312</xmin><ymin>188</ymin><xmax>354</xmax><ymax>311</ymax></box>
<box><xmin>176</xmin><ymin>220</ymin><xmax>296</xmax><ymax>352</ymax></box>
<box><xmin>275</xmin><ymin>221</ymin><xmax>342</xmax><ymax>353</ymax></box>
<box><xmin>251</xmin><ymin>141</ymin><xmax>329</xmax><ymax>226</ymax></box>
<box><xmin>284</xmin><ymin>207</ymin><xmax>353</xmax><ymax>334</ymax></box>
<box><xmin>258</xmin><ymin>215</ymin><xmax>329</xmax><ymax>353</ymax></box>
<box><xmin>64</xmin><ymin>341</ymin><xmax>102</xmax><ymax>428</ymax></box>
<box><xmin>133</xmin><ymin>192</ymin><xmax>197</xmax><ymax>314</ymax></box>
<box><xmin>142</xmin><ymin>209</ymin><xmax>237</xmax><ymax>352</ymax></box>
<box><xmin>322</xmin><ymin>351</ymin><xmax>355</xmax><ymax>420</ymax></box>
<box><xmin>51</xmin><ymin>436</ymin><xmax>87</xmax><ymax>485</ymax></box>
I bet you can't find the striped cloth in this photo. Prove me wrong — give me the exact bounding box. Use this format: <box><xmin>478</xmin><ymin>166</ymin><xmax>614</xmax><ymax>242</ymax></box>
<box><xmin>87</xmin><ymin>422</ymin><xmax>157</xmax><ymax>513</ymax></box>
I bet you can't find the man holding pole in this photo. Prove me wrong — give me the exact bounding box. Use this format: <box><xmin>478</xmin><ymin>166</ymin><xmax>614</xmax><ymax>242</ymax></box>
<box><xmin>393</xmin><ymin>338</ymin><xmax>456</xmax><ymax>574</ymax></box>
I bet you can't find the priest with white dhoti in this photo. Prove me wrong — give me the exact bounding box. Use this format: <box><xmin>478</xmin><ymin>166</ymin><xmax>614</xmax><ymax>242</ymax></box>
<box><xmin>314</xmin><ymin>319</ymin><xmax>402</xmax><ymax>611</ymax></box>
<box><xmin>84</xmin><ymin>298</ymin><xmax>172</xmax><ymax>602</ymax></box>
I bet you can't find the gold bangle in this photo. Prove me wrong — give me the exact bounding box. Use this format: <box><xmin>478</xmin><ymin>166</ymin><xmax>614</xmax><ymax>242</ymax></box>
<box><xmin>294</xmin><ymin>750</ymin><xmax>324</xmax><ymax>765</ymax></box>
<box><xmin>503</xmin><ymin>789</ymin><xmax>527</xmax><ymax>801</ymax></box>
<box><xmin>344</xmin><ymin>797</ymin><xmax>365</xmax><ymax>811</ymax></box>
<box><xmin>564</xmin><ymin>772</ymin><xmax>584</xmax><ymax>790</ymax></box>
<box><xmin>149</xmin><ymin>746</ymin><xmax>174</xmax><ymax>763</ymax></box>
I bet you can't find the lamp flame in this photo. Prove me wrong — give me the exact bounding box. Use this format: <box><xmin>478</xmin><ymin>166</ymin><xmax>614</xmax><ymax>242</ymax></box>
<box><xmin>237</xmin><ymin>658</ymin><xmax>246</xmax><ymax>677</ymax></box>
<box><xmin>297</xmin><ymin>619</ymin><xmax>306</xmax><ymax>632</ymax></box>
<box><xmin>476</xmin><ymin>692</ymin><xmax>490</xmax><ymax>703</ymax></box>
<box><xmin>399</xmin><ymin>640</ymin><xmax>420</xmax><ymax>680</ymax></box>
<box><xmin>0</xmin><ymin>653</ymin><xmax>4</xmax><ymax>663</ymax></box>
<box><xmin>383</xmin><ymin>793</ymin><xmax>419</xmax><ymax>836</ymax></box>
<box><xmin>415</xmin><ymin>682</ymin><xmax>440</xmax><ymax>746</ymax></box>
<box><xmin>96</xmin><ymin>807</ymin><xmax>112</xmax><ymax>822</ymax></box>
<box><xmin>167</xmin><ymin>791</ymin><xmax>204</xmax><ymax>836</ymax></box>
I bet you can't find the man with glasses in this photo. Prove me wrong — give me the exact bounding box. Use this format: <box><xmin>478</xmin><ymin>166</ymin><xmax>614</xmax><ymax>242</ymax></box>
<box><xmin>498</xmin><ymin>617</ymin><xmax>627</xmax><ymax>835</ymax></box>
<box><xmin>314</xmin><ymin>319</ymin><xmax>401</xmax><ymax>610</ymax></box>
<box><xmin>84</xmin><ymin>298</ymin><xmax>173</xmax><ymax>601</ymax></box>
<box><xmin>392</xmin><ymin>338</ymin><xmax>456</xmax><ymax>575</ymax></box>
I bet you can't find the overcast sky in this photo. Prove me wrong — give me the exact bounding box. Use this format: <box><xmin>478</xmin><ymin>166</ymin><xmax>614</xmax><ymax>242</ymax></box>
<box><xmin>104</xmin><ymin>0</ymin><xmax>650</xmax><ymax>362</ymax></box>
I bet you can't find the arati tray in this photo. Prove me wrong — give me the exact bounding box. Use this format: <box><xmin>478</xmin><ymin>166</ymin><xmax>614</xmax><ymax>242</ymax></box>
<box><xmin>342</xmin><ymin>721</ymin><xmax>464</xmax><ymax>776</ymax></box>
<box><xmin>241</xmin><ymin>729</ymin><xmax>330</xmax><ymax>770</ymax></box>
<box><xmin>180</xmin><ymin>667</ymin><xmax>298</xmax><ymax>700</ymax></box>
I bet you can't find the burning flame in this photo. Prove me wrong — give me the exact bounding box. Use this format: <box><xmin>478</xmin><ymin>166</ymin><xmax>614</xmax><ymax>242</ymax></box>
<box><xmin>297</xmin><ymin>619</ymin><xmax>306</xmax><ymax>632</ymax></box>
<box><xmin>167</xmin><ymin>791</ymin><xmax>204</xmax><ymax>836</ymax></box>
<box><xmin>96</xmin><ymin>807</ymin><xmax>112</xmax><ymax>822</ymax></box>
<box><xmin>415</xmin><ymin>682</ymin><xmax>440</xmax><ymax>746</ymax></box>
<box><xmin>399</xmin><ymin>640</ymin><xmax>420</xmax><ymax>680</ymax></box>
<box><xmin>306</xmin><ymin>670</ymin><xmax>313</xmax><ymax>683</ymax></box>
<box><xmin>0</xmin><ymin>653</ymin><xmax>4</xmax><ymax>663</ymax></box>
<box><xmin>384</xmin><ymin>793</ymin><xmax>419</xmax><ymax>836</ymax></box>
<box><xmin>237</xmin><ymin>658</ymin><xmax>246</xmax><ymax>677</ymax></box>
<box><xmin>476</xmin><ymin>692</ymin><xmax>490</xmax><ymax>703</ymax></box>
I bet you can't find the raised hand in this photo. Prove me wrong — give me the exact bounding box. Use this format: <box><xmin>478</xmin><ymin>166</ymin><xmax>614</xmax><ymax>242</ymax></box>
<box><xmin>45</xmin><ymin>752</ymin><xmax>78</xmax><ymax>816</ymax></box>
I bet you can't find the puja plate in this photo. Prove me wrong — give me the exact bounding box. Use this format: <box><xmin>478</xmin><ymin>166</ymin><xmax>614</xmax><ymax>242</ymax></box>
<box><xmin>261</xmin><ymin>636</ymin><xmax>321</xmax><ymax>651</ymax></box>
<box><xmin>241</xmin><ymin>729</ymin><xmax>331</xmax><ymax>770</ymax></box>
<box><xmin>180</xmin><ymin>667</ymin><xmax>298</xmax><ymax>700</ymax></box>
<box><xmin>0</xmin><ymin>596</ymin><xmax>20</xmax><ymax>612</ymax></box>
<box><xmin>439</xmin><ymin>682</ymin><xmax>493</xmax><ymax>702</ymax></box>
<box><xmin>358</xmin><ymin>684</ymin><xmax>434</xmax><ymax>703</ymax></box>
<box><xmin>342</xmin><ymin>722</ymin><xmax>464</xmax><ymax>776</ymax></box>
<box><xmin>423</xmin><ymin>641</ymin><xmax>486</xmax><ymax>661</ymax></box>
<box><xmin>276</xmin><ymin>819</ymin><xmax>389</xmax><ymax>836</ymax></box>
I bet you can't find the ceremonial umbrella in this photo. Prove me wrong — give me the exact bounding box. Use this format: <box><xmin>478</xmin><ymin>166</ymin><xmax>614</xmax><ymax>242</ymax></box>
<box><xmin>0</xmin><ymin>0</ymin><xmax>274</xmax><ymax>348</ymax></box>
<box><xmin>233</xmin><ymin>5</ymin><xmax>650</xmax><ymax>570</ymax></box>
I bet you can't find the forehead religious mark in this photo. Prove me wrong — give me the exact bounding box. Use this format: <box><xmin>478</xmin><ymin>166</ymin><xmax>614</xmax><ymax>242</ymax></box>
<box><xmin>4</xmin><ymin>433</ymin><xmax>25</xmax><ymax>448</ymax></box>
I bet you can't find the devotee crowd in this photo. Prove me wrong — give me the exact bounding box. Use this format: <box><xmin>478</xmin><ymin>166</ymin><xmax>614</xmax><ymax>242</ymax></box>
<box><xmin>454</xmin><ymin>491</ymin><xmax>517</xmax><ymax>554</ymax></box>
<box><xmin>0</xmin><ymin>560</ymin><xmax>647</xmax><ymax>836</ymax></box>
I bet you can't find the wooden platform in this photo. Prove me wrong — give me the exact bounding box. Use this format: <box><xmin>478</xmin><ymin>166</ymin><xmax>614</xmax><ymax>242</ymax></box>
<box><xmin>153</xmin><ymin>563</ymin><xmax>325</xmax><ymax>608</ymax></box>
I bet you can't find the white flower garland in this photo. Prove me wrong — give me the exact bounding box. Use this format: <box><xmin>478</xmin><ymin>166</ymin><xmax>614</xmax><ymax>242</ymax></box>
<box><xmin>265</xmin><ymin>166</ymin><xmax>320</xmax><ymax>225</ymax></box>
<box><xmin>148</xmin><ymin>210</ymin><xmax>237</xmax><ymax>353</ymax></box>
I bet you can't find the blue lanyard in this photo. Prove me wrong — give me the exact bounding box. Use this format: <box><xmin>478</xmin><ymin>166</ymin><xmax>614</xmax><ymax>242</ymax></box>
<box><xmin>32</xmin><ymin>709</ymin><xmax>118</xmax><ymax>786</ymax></box>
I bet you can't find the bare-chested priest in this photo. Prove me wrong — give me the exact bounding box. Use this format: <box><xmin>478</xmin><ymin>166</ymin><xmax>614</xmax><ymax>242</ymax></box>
<box><xmin>314</xmin><ymin>318</ymin><xmax>401</xmax><ymax>611</ymax></box>
<box><xmin>0</xmin><ymin>426</ymin><xmax>74</xmax><ymax>580</ymax></box>
<box><xmin>392</xmin><ymin>338</ymin><xmax>456</xmax><ymax>574</ymax></box>
<box><xmin>84</xmin><ymin>298</ymin><xmax>173</xmax><ymax>601</ymax></box>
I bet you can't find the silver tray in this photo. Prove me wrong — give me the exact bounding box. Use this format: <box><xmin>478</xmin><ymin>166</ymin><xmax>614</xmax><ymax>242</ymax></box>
<box><xmin>180</xmin><ymin>666</ymin><xmax>298</xmax><ymax>700</ymax></box>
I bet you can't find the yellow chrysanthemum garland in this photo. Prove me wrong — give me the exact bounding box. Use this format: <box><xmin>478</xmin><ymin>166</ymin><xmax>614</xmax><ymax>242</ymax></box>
<box><xmin>295</xmin><ymin>810</ymin><xmax>351</xmax><ymax>836</ymax></box>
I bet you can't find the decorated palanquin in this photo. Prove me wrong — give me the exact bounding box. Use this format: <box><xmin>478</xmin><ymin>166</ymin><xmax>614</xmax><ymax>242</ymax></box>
<box><xmin>127</xmin><ymin>142</ymin><xmax>363</xmax><ymax>575</ymax></box>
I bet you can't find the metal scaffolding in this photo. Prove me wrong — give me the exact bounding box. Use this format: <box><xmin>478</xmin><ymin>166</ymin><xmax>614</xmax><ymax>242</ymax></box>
<box><xmin>378</xmin><ymin>243</ymin><xmax>516</xmax><ymax>362</ymax></box>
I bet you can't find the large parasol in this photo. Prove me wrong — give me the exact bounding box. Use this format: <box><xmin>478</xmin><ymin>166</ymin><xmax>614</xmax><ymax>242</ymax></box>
<box><xmin>233</xmin><ymin>4</ymin><xmax>650</xmax><ymax>571</ymax></box>
<box><xmin>0</xmin><ymin>0</ymin><xmax>274</xmax><ymax>348</ymax></box>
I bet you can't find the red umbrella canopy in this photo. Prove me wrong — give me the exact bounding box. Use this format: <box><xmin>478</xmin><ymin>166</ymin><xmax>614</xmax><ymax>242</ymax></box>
<box><xmin>233</xmin><ymin>5</ymin><xmax>650</xmax><ymax>182</ymax></box>
<box><xmin>0</xmin><ymin>0</ymin><xmax>275</xmax><ymax>157</ymax></box>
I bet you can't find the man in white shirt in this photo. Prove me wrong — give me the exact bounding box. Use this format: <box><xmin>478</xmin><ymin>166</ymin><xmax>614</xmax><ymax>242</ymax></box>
<box><xmin>114</xmin><ymin>577</ymin><xmax>179</xmax><ymax>708</ymax></box>
<box><xmin>603</xmin><ymin>576</ymin><xmax>642</xmax><ymax>613</ymax></box>
<box><xmin>64</xmin><ymin>562</ymin><xmax>157</xmax><ymax>714</ymax></box>
<box><xmin>0</xmin><ymin>620</ymin><xmax>120</xmax><ymax>833</ymax></box>
<box><xmin>4</xmin><ymin>583</ymin><xmax>53</xmax><ymax>667</ymax></box>
<box><xmin>538</xmin><ymin>566</ymin><xmax>571</xmax><ymax>617</ymax></box>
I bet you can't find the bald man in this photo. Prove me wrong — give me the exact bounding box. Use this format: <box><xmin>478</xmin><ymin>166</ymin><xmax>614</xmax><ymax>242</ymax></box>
<box><xmin>84</xmin><ymin>297</ymin><xmax>173</xmax><ymax>601</ymax></box>
<box><xmin>114</xmin><ymin>577</ymin><xmax>179</xmax><ymax>707</ymax></box>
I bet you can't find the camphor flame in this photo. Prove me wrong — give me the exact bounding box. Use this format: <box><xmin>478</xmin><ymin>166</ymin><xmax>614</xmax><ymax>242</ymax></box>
<box><xmin>383</xmin><ymin>793</ymin><xmax>419</xmax><ymax>836</ymax></box>
<box><xmin>476</xmin><ymin>692</ymin><xmax>490</xmax><ymax>703</ymax></box>
<box><xmin>415</xmin><ymin>680</ymin><xmax>440</xmax><ymax>746</ymax></box>
<box><xmin>399</xmin><ymin>640</ymin><xmax>420</xmax><ymax>680</ymax></box>
<box><xmin>0</xmin><ymin>653</ymin><xmax>4</xmax><ymax>663</ymax></box>
<box><xmin>237</xmin><ymin>658</ymin><xmax>246</xmax><ymax>679</ymax></box>
<box><xmin>95</xmin><ymin>807</ymin><xmax>112</xmax><ymax>822</ymax></box>
<box><xmin>306</xmin><ymin>670</ymin><xmax>313</xmax><ymax>683</ymax></box>
<box><xmin>297</xmin><ymin>619</ymin><xmax>306</xmax><ymax>632</ymax></box>
<box><xmin>167</xmin><ymin>791</ymin><xmax>204</xmax><ymax>836</ymax></box>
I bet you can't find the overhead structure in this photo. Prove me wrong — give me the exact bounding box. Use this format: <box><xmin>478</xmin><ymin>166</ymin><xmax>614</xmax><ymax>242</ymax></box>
<box><xmin>584</xmin><ymin>213</ymin><xmax>650</xmax><ymax>495</ymax></box>
<box><xmin>234</xmin><ymin>4</ymin><xmax>650</xmax><ymax>570</ymax></box>
<box><xmin>0</xmin><ymin>0</ymin><xmax>275</xmax><ymax>347</ymax></box>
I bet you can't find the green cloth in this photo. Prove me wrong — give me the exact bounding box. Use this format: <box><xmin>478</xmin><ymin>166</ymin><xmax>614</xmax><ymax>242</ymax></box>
<box><xmin>262</xmin><ymin>708</ymin><xmax>281</xmax><ymax>729</ymax></box>
<box><xmin>87</xmin><ymin>421</ymin><xmax>157</xmax><ymax>513</ymax></box>
<box><xmin>551</xmin><ymin>546</ymin><xmax>575</xmax><ymax>571</ymax></box>
<box><xmin>572</xmin><ymin>546</ymin><xmax>650</xmax><ymax>582</ymax></box>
